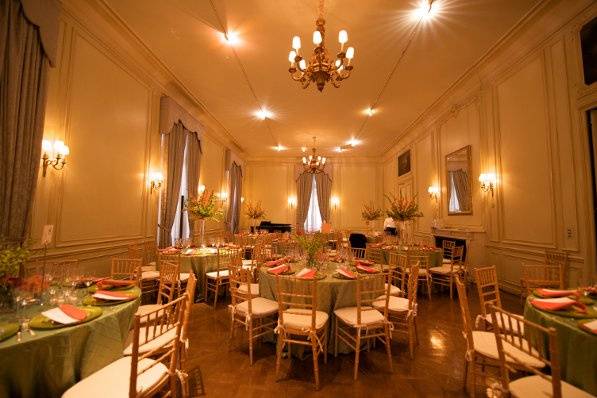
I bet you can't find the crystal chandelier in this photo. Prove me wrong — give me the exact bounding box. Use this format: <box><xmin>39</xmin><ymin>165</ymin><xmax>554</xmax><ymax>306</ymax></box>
<box><xmin>287</xmin><ymin>0</ymin><xmax>355</xmax><ymax>92</ymax></box>
<box><xmin>302</xmin><ymin>137</ymin><xmax>327</xmax><ymax>174</ymax></box>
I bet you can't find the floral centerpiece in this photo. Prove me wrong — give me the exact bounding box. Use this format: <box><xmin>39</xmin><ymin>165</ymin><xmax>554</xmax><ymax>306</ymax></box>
<box><xmin>295</xmin><ymin>233</ymin><xmax>327</xmax><ymax>270</ymax></box>
<box><xmin>361</xmin><ymin>202</ymin><xmax>383</xmax><ymax>231</ymax></box>
<box><xmin>244</xmin><ymin>201</ymin><xmax>266</xmax><ymax>233</ymax></box>
<box><xmin>185</xmin><ymin>190</ymin><xmax>223</xmax><ymax>246</ymax></box>
<box><xmin>385</xmin><ymin>193</ymin><xmax>423</xmax><ymax>245</ymax></box>
<box><xmin>0</xmin><ymin>245</ymin><xmax>29</xmax><ymax>311</ymax></box>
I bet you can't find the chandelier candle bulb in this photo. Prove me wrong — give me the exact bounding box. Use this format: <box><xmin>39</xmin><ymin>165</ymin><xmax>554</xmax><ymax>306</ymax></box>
<box><xmin>338</xmin><ymin>30</ymin><xmax>348</xmax><ymax>45</ymax></box>
<box><xmin>346</xmin><ymin>46</ymin><xmax>355</xmax><ymax>60</ymax></box>
<box><xmin>313</xmin><ymin>30</ymin><xmax>322</xmax><ymax>45</ymax></box>
<box><xmin>288</xmin><ymin>50</ymin><xmax>296</xmax><ymax>64</ymax></box>
<box><xmin>292</xmin><ymin>36</ymin><xmax>301</xmax><ymax>50</ymax></box>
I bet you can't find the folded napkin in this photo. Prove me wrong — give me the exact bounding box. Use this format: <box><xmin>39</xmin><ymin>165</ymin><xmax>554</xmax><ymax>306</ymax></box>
<box><xmin>296</xmin><ymin>268</ymin><xmax>316</xmax><ymax>280</ymax></box>
<box><xmin>93</xmin><ymin>290</ymin><xmax>131</xmax><ymax>301</ymax></box>
<box><xmin>530</xmin><ymin>297</ymin><xmax>582</xmax><ymax>312</ymax></box>
<box><xmin>579</xmin><ymin>319</ymin><xmax>597</xmax><ymax>335</ymax></box>
<box><xmin>264</xmin><ymin>256</ymin><xmax>288</xmax><ymax>267</ymax></box>
<box><xmin>97</xmin><ymin>279</ymin><xmax>135</xmax><ymax>290</ymax></box>
<box><xmin>42</xmin><ymin>304</ymin><xmax>87</xmax><ymax>324</ymax></box>
<box><xmin>337</xmin><ymin>266</ymin><xmax>356</xmax><ymax>279</ymax></box>
<box><xmin>267</xmin><ymin>264</ymin><xmax>289</xmax><ymax>275</ymax></box>
<box><xmin>534</xmin><ymin>288</ymin><xmax>578</xmax><ymax>298</ymax></box>
<box><xmin>356</xmin><ymin>264</ymin><xmax>378</xmax><ymax>274</ymax></box>
<box><xmin>357</xmin><ymin>259</ymin><xmax>374</xmax><ymax>265</ymax></box>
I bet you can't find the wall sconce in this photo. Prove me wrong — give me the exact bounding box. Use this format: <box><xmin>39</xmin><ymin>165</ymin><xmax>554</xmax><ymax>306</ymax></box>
<box><xmin>41</xmin><ymin>139</ymin><xmax>69</xmax><ymax>177</ymax></box>
<box><xmin>479</xmin><ymin>173</ymin><xmax>497</xmax><ymax>197</ymax></box>
<box><xmin>148</xmin><ymin>171</ymin><xmax>163</xmax><ymax>193</ymax></box>
<box><xmin>331</xmin><ymin>196</ymin><xmax>340</xmax><ymax>210</ymax></box>
<box><xmin>427</xmin><ymin>185</ymin><xmax>440</xmax><ymax>202</ymax></box>
<box><xmin>288</xmin><ymin>196</ymin><xmax>297</xmax><ymax>209</ymax></box>
<box><xmin>241</xmin><ymin>196</ymin><xmax>245</xmax><ymax>203</ymax></box>
<box><xmin>217</xmin><ymin>191</ymin><xmax>228</xmax><ymax>202</ymax></box>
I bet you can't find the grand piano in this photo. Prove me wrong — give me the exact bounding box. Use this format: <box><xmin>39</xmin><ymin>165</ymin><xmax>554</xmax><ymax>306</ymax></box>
<box><xmin>255</xmin><ymin>220</ymin><xmax>292</xmax><ymax>233</ymax></box>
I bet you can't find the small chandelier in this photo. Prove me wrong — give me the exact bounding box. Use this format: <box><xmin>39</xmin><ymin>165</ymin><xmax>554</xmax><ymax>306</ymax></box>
<box><xmin>287</xmin><ymin>0</ymin><xmax>355</xmax><ymax>92</ymax></box>
<box><xmin>302</xmin><ymin>137</ymin><xmax>327</xmax><ymax>174</ymax></box>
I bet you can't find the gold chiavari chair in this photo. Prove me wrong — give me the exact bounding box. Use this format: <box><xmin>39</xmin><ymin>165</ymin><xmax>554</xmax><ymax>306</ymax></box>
<box><xmin>365</xmin><ymin>246</ymin><xmax>384</xmax><ymax>264</ymax></box>
<box><xmin>135</xmin><ymin>260</ymin><xmax>180</xmax><ymax>322</ymax></box>
<box><xmin>158</xmin><ymin>253</ymin><xmax>190</xmax><ymax>295</ymax></box>
<box><xmin>430</xmin><ymin>245</ymin><xmax>464</xmax><ymax>299</ymax></box>
<box><xmin>520</xmin><ymin>262</ymin><xmax>565</xmax><ymax>300</ymax></box>
<box><xmin>406</xmin><ymin>252</ymin><xmax>432</xmax><ymax>300</ymax></box>
<box><xmin>127</xmin><ymin>244</ymin><xmax>144</xmax><ymax>261</ymax></box>
<box><xmin>350</xmin><ymin>247</ymin><xmax>366</xmax><ymax>259</ymax></box>
<box><xmin>374</xmin><ymin>263</ymin><xmax>419</xmax><ymax>358</ymax></box>
<box><xmin>385</xmin><ymin>252</ymin><xmax>403</xmax><ymax>297</ymax></box>
<box><xmin>545</xmin><ymin>248</ymin><xmax>568</xmax><ymax>283</ymax></box>
<box><xmin>65</xmin><ymin>294</ymin><xmax>187</xmax><ymax>398</ymax></box>
<box><xmin>275</xmin><ymin>276</ymin><xmax>329</xmax><ymax>390</ymax></box>
<box><xmin>455</xmin><ymin>278</ymin><xmax>544</xmax><ymax>397</ymax></box>
<box><xmin>204</xmin><ymin>248</ymin><xmax>236</xmax><ymax>307</ymax></box>
<box><xmin>487</xmin><ymin>304</ymin><xmax>592</xmax><ymax>398</ymax></box>
<box><xmin>111</xmin><ymin>258</ymin><xmax>141</xmax><ymax>283</ymax></box>
<box><xmin>229</xmin><ymin>264</ymin><xmax>278</xmax><ymax>364</ymax></box>
<box><xmin>335</xmin><ymin>272</ymin><xmax>392</xmax><ymax>380</ymax></box>
<box><xmin>474</xmin><ymin>266</ymin><xmax>523</xmax><ymax>335</ymax></box>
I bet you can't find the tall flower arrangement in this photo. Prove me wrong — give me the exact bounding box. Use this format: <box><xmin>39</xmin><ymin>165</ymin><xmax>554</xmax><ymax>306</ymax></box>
<box><xmin>295</xmin><ymin>233</ymin><xmax>326</xmax><ymax>269</ymax></box>
<box><xmin>384</xmin><ymin>193</ymin><xmax>423</xmax><ymax>221</ymax></box>
<box><xmin>244</xmin><ymin>201</ymin><xmax>266</xmax><ymax>221</ymax></box>
<box><xmin>185</xmin><ymin>190</ymin><xmax>224</xmax><ymax>221</ymax></box>
<box><xmin>0</xmin><ymin>245</ymin><xmax>29</xmax><ymax>310</ymax></box>
<box><xmin>361</xmin><ymin>202</ymin><xmax>383</xmax><ymax>222</ymax></box>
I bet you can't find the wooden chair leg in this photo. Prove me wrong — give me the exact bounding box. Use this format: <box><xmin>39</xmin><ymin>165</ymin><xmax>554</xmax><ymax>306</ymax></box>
<box><xmin>408</xmin><ymin>321</ymin><xmax>415</xmax><ymax>359</ymax></box>
<box><xmin>353</xmin><ymin>331</ymin><xmax>361</xmax><ymax>380</ymax></box>
<box><xmin>275</xmin><ymin>334</ymin><xmax>284</xmax><ymax>379</ymax></box>
<box><xmin>449</xmin><ymin>276</ymin><xmax>453</xmax><ymax>299</ymax></box>
<box><xmin>323</xmin><ymin>326</ymin><xmax>328</xmax><ymax>364</ymax></box>
<box><xmin>463</xmin><ymin>356</ymin><xmax>469</xmax><ymax>391</ymax></box>
<box><xmin>334</xmin><ymin>321</ymin><xmax>339</xmax><ymax>357</ymax></box>
<box><xmin>427</xmin><ymin>277</ymin><xmax>432</xmax><ymax>300</ymax></box>
<box><xmin>311</xmin><ymin>335</ymin><xmax>320</xmax><ymax>390</ymax></box>
<box><xmin>385</xmin><ymin>325</ymin><xmax>393</xmax><ymax>372</ymax></box>
<box><xmin>213</xmin><ymin>281</ymin><xmax>219</xmax><ymax>308</ymax></box>
<box><xmin>204</xmin><ymin>276</ymin><xmax>208</xmax><ymax>302</ymax></box>
<box><xmin>248</xmin><ymin>318</ymin><xmax>254</xmax><ymax>365</ymax></box>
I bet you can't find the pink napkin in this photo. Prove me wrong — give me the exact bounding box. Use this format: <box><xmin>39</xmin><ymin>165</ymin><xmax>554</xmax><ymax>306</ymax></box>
<box><xmin>97</xmin><ymin>279</ymin><xmax>135</xmax><ymax>290</ymax></box>
<box><xmin>357</xmin><ymin>259</ymin><xmax>374</xmax><ymax>266</ymax></box>
<box><xmin>534</xmin><ymin>288</ymin><xmax>578</xmax><ymax>298</ymax></box>
<box><xmin>264</xmin><ymin>256</ymin><xmax>288</xmax><ymax>267</ymax></box>
<box><xmin>59</xmin><ymin>304</ymin><xmax>87</xmax><ymax>321</ymax></box>
<box><xmin>337</xmin><ymin>266</ymin><xmax>356</xmax><ymax>279</ymax></box>
<box><xmin>579</xmin><ymin>320</ymin><xmax>597</xmax><ymax>335</ymax></box>
<box><xmin>356</xmin><ymin>264</ymin><xmax>378</xmax><ymax>274</ymax></box>
<box><xmin>530</xmin><ymin>297</ymin><xmax>580</xmax><ymax>312</ymax></box>
<box><xmin>296</xmin><ymin>268</ymin><xmax>316</xmax><ymax>280</ymax></box>
<box><xmin>94</xmin><ymin>290</ymin><xmax>130</xmax><ymax>299</ymax></box>
<box><xmin>267</xmin><ymin>264</ymin><xmax>289</xmax><ymax>275</ymax></box>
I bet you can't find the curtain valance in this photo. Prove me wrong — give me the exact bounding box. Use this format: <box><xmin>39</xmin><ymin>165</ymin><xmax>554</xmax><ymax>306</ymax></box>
<box><xmin>20</xmin><ymin>0</ymin><xmax>60</xmax><ymax>66</ymax></box>
<box><xmin>159</xmin><ymin>96</ymin><xmax>204</xmax><ymax>139</ymax></box>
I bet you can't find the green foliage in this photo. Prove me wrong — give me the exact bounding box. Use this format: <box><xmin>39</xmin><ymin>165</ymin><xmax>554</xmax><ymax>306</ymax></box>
<box><xmin>385</xmin><ymin>193</ymin><xmax>423</xmax><ymax>221</ymax></box>
<box><xmin>185</xmin><ymin>190</ymin><xmax>224</xmax><ymax>221</ymax></box>
<box><xmin>361</xmin><ymin>202</ymin><xmax>383</xmax><ymax>222</ymax></box>
<box><xmin>295</xmin><ymin>233</ymin><xmax>326</xmax><ymax>266</ymax></box>
<box><xmin>0</xmin><ymin>246</ymin><xmax>29</xmax><ymax>283</ymax></box>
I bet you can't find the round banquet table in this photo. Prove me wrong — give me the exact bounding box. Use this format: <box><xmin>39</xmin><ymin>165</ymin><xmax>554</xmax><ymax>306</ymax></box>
<box><xmin>523</xmin><ymin>296</ymin><xmax>597</xmax><ymax>395</ymax></box>
<box><xmin>259</xmin><ymin>261</ymin><xmax>383</xmax><ymax>354</ymax></box>
<box><xmin>380</xmin><ymin>246</ymin><xmax>443</xmax><ymax>267</ymax></box>
<box><xmin>0</xmin><ymin>291</ymin><xmax>139</xmax><ymax>398</ymax></box>
<box><xmin>177</xmin><ymin>248</ymin><xmax>219</xmax><ymax>299</ymax></box>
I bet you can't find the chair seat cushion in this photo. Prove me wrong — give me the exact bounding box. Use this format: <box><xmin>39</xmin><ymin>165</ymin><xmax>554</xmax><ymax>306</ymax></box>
<box><xmin>141</xmin><ymin>270</ymin><xmax>160</xmax><ymax>280</ymax></box>
<box><xmin>141</xmin><ymin>264</ymin><xmax>157</xmax><ymax>272</ymax></box>
<box><xmin>373</xmin><ymin>295</ymin><xmax>410</xmax><ymax>312</ymax></box>
<box><xmin>509</xmin><ymin>375</ymin><xmax>593</xmax><ymax>398</ymax></box>
<box><xmin>242</xmin><ymin>259</ymin><xmax>254</xmax><ymax>266</ymax></box>
<box><xmin>483</xmin><ymin>313</ymin><xmax>525</xmax><ymax>334</ymax></box>
<box><xmin>282</xmin><ymin>308</ymin><xmax>328</xmax><ymax>331</ymax></box>
<box><xmin>206</xmin><ymin>270</ymin><xmax>229</xmax><ymax>279</ymax></box>
<box><xmin>429</xmin><ymin>265</ymin><xmax>461</xmax><ymax>275</ymax></box>
<box><xmin>179</xmin><ymin>272</ymin><xmax>190</xmax><ymax>281</ymax></box>
<box><xmin>123</xmin><ymin>326</ymin><xmax>177</xmax><ymax>356</ymax></box>
<box><xmin>62</xmin><ymin>357</ymin><xmax>167</xmax><ymax>398</ymax></box>
<box><xmin>385</xmin><ymin>283</ymin><xmax>402</xmax><ymax>296</ymax></box>
<box><xmin>334</xmin><ymin>306</ymin><xmax>385</xmax><ymax>326</ymax></box>
<box><xmin>442</xmin><ymin>258</ymin><xmax>452</xmax><ymax>264</ymax></box>
<box><xmin>238</xmin><ymin>283</ymin><xmax>259</xmax><ymax>296</ymax></box>
<box><xmin>234</xmin><ymin>297</ymin><xmax>278</xmax><ymax>317</ymax></box>
<box><xmin>471</xmin><ymin>331</ymin><xmax>544</xmax><ymax>368</ymax></box>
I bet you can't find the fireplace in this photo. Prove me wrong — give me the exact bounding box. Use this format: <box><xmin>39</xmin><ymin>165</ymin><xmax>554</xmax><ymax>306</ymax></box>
<box><xmin>434</xmin><ymin>235</ymin><xmax>467</xmax><ymax>262</ymax></box>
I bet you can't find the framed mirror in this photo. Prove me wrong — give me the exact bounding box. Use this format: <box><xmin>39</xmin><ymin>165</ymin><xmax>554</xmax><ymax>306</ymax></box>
<box><xmin>446</xmin><ymin>145</ymin><xmax>472</xmax><ymax>215</ymax></box>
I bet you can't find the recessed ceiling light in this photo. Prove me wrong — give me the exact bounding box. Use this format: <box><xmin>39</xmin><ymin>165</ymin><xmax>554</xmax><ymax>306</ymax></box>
<box><xmin>220</xmin><ymin>30</ymin><xmax>241</xmax><ymax>46</ymax></box>
<box><xmin>335</xmin><ymin>147</ymin><xmax>344</xmax><ymax>153</ymax></box>
<box><xmin>254</xmin><ymin>108</ymin><xmax>273</xmax><ymax>120</ymax></box>
<box><xmin>411</xmin><ymin>0</ymin><xmax>440</xmax><ymax>22</ymax></box>
<box><xmin>347</xmin><ymin>138</ymin><xmax>361</xmax><ymax>146</ymax></box>
<box><xmin>273</xmin><ymin>144</ymin><xmax>287</xmax><ymax>151</ymax></box>
<box><xmin>364</xmin><ymin>107</ymin><xmax>376</xmax><ymax>117</ymax></box>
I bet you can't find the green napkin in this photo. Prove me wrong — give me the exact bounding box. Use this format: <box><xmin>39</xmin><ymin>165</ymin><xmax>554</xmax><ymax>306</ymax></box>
<box><xmin>0</xmin><ymin>323</ymin><xmax>19</xmax><ymax>341</ymax></box>
<box><xmin>29</xmin><ymin>306</ymin><xmax>103</xmax><ymax>330</ymax></box>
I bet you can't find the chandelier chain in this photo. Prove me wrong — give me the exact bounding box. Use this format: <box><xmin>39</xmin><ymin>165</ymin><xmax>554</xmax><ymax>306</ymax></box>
<box><xmin>318</xmin><ymin>0</ymin><xmax>325</xmax><ymax>19</ymax></box>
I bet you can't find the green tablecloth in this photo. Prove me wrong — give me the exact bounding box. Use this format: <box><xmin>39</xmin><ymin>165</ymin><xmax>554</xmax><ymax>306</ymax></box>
<box><xmin>259</xmin><ymin>261</ymin><xmax>375</xmax><ymax>354</ymax></box>
<box><xmin>524</xmin><ymin>297</ymin><xmax>597</xmax><ymax>395</ymax></box>
<box><xmin>380</xmin><ymin>247</ymin><xmax>443</xmax><ymax>267</ymax></box>
<box><xmin>179</xmin><ymin>251</ymin><xmax>219</xmax><ymax>300</ymax></box>
<box><xmin>0</xmin><ymin>291</ymin><xmax>139</xmax><ymax>398</ymax></box>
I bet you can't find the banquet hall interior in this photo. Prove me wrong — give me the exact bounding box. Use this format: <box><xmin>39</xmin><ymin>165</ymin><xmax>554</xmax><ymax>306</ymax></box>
<box><xmin>1</xmin><ymin>0</ymin><xmax>597</xmax><ymax>396</ymax></box>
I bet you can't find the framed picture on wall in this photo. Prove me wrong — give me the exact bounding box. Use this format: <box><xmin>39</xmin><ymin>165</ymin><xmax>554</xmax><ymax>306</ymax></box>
<box><xmin>398</xmin><ymin>150</ymin><xmax>411</xmax><ymax>176</ymax></box>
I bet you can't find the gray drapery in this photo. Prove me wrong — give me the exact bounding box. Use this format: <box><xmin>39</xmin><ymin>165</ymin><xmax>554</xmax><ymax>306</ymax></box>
<box><xmin>296</xmin><ymin>173</ymin><xmax>313</xmax><ymax>232</ymax></box>
<box><xmin>314</xmin><ymin>172</ymin><xmax>332</xmax><ymax>222</ymax></box>
<box><xmin>226</xmin><ymin>162</ymin><xmax>242</xmax><ymax>233</ymax></box>
<box><xmin>451</xmin><ymin>169</ymin><xmax>471</xmax><ymax>212</ymax></box>
<box><xmin>0</xmin><ymin>0</ymin><xmax>51</xmax><ymax>244</ymax></box>
<box><xmin>159</xmin><ymin>122</ymin><xmax>187</xmax><ymax>248</ymax></box>
<box><xmin>185</xmin><ymin>132</ymin><xmax>201</xmax><ymax>238</ymax></box>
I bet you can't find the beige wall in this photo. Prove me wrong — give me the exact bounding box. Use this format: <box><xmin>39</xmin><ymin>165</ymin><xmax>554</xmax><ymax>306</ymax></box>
<box><xmin>382</xmin><ymin>0</ymin><xmax>597</xmax><ymax>291</ymax></box>
<box><xmin>244</xmin><ymin>159</ymin><xmax>383</xmax><ymax>232</ymax></box>
<box><xmin>30</xmin><ymin>1</ymin><xmax>241</xmax><ymax>274</ymax></box>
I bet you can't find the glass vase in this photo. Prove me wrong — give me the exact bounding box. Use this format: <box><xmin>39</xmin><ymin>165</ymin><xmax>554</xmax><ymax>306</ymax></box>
<box><xmin>198</xmin><ymin>219</ymin><xmax>206</xmax><ymax>247</ymax></box>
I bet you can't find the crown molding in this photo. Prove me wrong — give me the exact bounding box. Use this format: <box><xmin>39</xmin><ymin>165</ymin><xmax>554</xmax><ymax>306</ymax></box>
<box><xmin>245</xmin><ymin>155</ymin><xmax>385</xmax><ymax>165</ymax></box>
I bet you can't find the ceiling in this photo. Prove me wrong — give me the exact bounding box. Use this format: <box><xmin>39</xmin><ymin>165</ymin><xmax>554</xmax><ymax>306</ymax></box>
<box><xmin>105</xmin><ymin>0</ymin><xmax>539</xmax><ymax>158</ymax></box>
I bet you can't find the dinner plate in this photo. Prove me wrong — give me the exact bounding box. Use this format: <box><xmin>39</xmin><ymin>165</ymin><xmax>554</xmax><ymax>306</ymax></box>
<box><xmin>332</xmin><ymin>272</ymin><xmax>356</xmax><ymax>280</ymax></box>
<box><xmin>29</xmin><ymin>306</ymin><xmax>103</xmax><ymax>330</ymax></box>
<box><xmin>0</xmin><ymin>322</ymin><xmax>19</xmax><ymax>342</ymax></box>
<box><xmin>356</xmin><ymin>267</ymin><xmax>380</xmax><ymax>274</ymax></box>
<box><xmin>578</xmin><ymin>319</ymin><xmax>597</xmax><ymax>335</ymax></box>
<box><xmin>87</xmin><ymin>283</ymin><xmax>136</xmax><ymax>293</ymax></box>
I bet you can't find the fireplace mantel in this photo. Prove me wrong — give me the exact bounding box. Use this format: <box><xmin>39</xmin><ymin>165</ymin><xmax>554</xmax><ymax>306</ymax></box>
<box><xmin>432</xmin><ymin>226</ymin><xmax>486</xmax><ymax>267</ymax></box>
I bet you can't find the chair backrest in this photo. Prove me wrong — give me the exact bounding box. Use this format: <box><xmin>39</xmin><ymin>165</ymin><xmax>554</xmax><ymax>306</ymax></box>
<box><xmin>365</xmin><ymin>247</ymin><xmax>383</xmax><ymax>264</ymax></box>
<box><xmin>350</xmin><ymin>247</ymin><xmax>366</xmax><ymax>260</ymax></box>
<box><xmin>143</xmin><ymin>241</ymin><xmax>158</xmax><ymax>266</ymax></box>
<box><xmin>451</xmin><ymin>246</ymin><xmax>464</xmax><ymax>263</ymax></box>
<box><xmin>442</xmin><ymin>240</ymin><xmax>456</xmax><ymax>259</ymax></box>
<box><xmin>487</xmin><ymin>304</ymin><xmax>560</xmax><ymax>397</ymax></box>
<box><xmin>474</xmin><ymin>265</ymin><xmax>502</xmax><ymax>315</ymax></box>
<box><xmin>127</xmin><ymin>244</ymin><xmax>144</xmax><ymax>261</ymax></box>
<box><xmin>356</xmin><ymin>273</ymin><xmax>389</xmax><ymax>324</ymax></box>
<box><xmin>405</xmin><ymin>263</ymin><xmax>419</xmax><ymax>309</ymax></box>
<box><xmin>111</xmin><ymin>258</ymin><xmax>140</xmax><ymax>282</ymax></box>
<box><xmin>455</xmin><ymin>277</ymin><xmax>475</xmax><ymax>352</ymax></box>
<box><xmin>158</xmin><ymin>252</ymin><xmax>181</xmax><ymax>269</ymax></box>
<box><xmin>276</xmin><ymin>276</ymin><xmax>318</xmax><ymax>331</ymax></box>
<box><xmin>181</xmin><ymin>272</ymin><xmax>197</xmax><ymax>342</ymax></box>
<box><xmin>129</xmin><ymin>293</ymin><xmax>186</xmax><ymax>397</ymax></box>
<box><xmin>229</xmin><ymin>264</ymin><xmax>255</xmax><ymax>312</ymax></box>
<box><xmin>521</xmin><ymin>264</ymin><xmax>564</xmax><ymax>290</ymax></box>
<box><xmin>156</xmin><ymin>260</ymin><xmax>180</xmax><ymax>305</ymax></box>
<box><xmin>408</xmin><ymin>253</ymin><xmax>429</xmax><ymax>270</ymax></box>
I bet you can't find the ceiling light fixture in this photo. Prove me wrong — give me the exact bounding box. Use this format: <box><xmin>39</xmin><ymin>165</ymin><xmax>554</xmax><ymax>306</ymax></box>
<box><xmin>347</xmin><ymin>138</ymin><xmax>361</xmax><ymax>146</ymax></box>
<box><xmin>254</xmin><ymin>107</ymin><xmax>273</xmax><ymax>120</ymax></box>
<box><xmin>220</xmin><ymin>30</ymin><xmax>241</xmax><ymax>46</ymax></box>
<box><xmin>412</xmin><ymin>0</ymin><xmax>440</xmax><ymax>22</ymax></box>
<box><xmin>364</xmin><ymin>107</ymin><xmax>375</xmax><ymax>117</ymax></box>
<box><xmin>287</xmin><ymin>0</ymin><xmax>355</xmax><ymax>91</ymax></box>
<box><xmin>302</xmin><ymin>136</ymin><xmax>327</xmax><ymax>173</ymax></box>
<box><xmin>274</xmin><ymin>144</ymin><xmax>286</xmax><ymax>152</ymax></box>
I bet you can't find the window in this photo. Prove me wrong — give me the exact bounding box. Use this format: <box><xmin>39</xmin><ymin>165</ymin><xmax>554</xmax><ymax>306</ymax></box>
<box><xmin>304</xmin><ymin>175</ymin><xmax>322</xmax><ymax>232</ymax></box>
<box><xmin>170</xmin><ymin>142</ymin><xmax>190</xmax><ymax>243</ymax></box>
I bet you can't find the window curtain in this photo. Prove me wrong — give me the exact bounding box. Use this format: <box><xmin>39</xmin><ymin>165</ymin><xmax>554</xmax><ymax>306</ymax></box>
<box><xmin>226</xmin><ymin>162</ymin><xmax>242</xmax><ymax>233</ymax></box>
<box><xmin>158</xmin><ymin>122</ymin><xmax>187</xmax><ymax>248</ymax></box>
<box><xmin>0</xmin><ymin>0</ymin><xmax>54</xmax><ymax>244</ymax></box>
<box><xmin>185</xmin><ymin>131</ymin><xmax>201</xmax><ymax>238</ymax></box>
<box><xmin>451</xmin><ymin>169</ymin><xmax>471</xmax><ymax>211</ymax></box>
<box><xmin>314</xmin><ymin>172</ymin><xmax>332</xmax><ymax>222</ymax></box>
<box><xmin>296</xmin><ymin>172</ymin><xmax>313</xmax><ymax>232</ymax></box>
